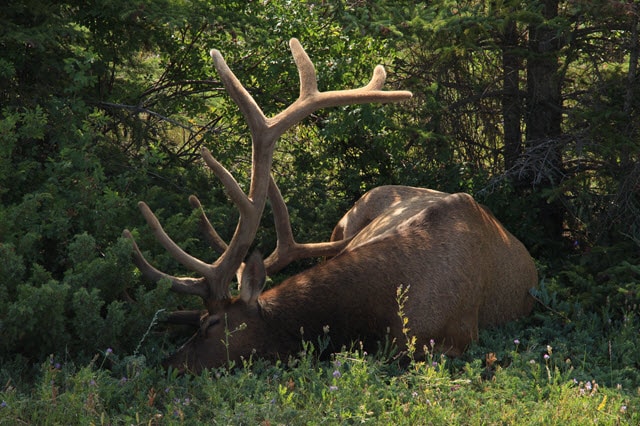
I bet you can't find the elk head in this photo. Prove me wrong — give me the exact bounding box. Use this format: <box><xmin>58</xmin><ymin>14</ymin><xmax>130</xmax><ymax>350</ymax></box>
<box><xmin>123</xmin><ymin>38</ymin><xmax>412</xmax><ymax>373</ymax></box>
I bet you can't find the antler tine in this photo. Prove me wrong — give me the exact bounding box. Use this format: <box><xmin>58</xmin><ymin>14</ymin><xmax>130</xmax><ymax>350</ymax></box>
<box><xmin>136</xmin><ymin>202</ymin><xmax>218</xmax><ymax>276</ymax></box>
<box><xmin>289</xmin><ymin>38</ymin><xmax>318</xmax><ymax>98</ymax></box>
<box><xmin>188</xmin><ymin>195</ymin><xmax>228</xmax><ymax>255</ymax></box>
<box><xmin>268</xmin><ymin>38</ymin><xmax>412</xmax><ymax>137</ymax></box>
<box><xmin>263</xmin><ymin>176</ymin><xmax>352</xmax><ymax>275</ymax></box>
<box><xmin>209</xmin><ymin>48</ymin><xmax>269</xmax><ymax>143</ymax></box>
<box><xmin>122</xmin><ymin>230</ymin><xmax>209</xmax><ymax>298</ymax></box>
<box><xmin>189</xmin><ymin>194</ymin><xmax>246</xmax><ymax>285</ymax></box>
<box><xmin>199</xmin><ymin>147</ymin><xmax>253</xmax><ymax>217</ymax></box>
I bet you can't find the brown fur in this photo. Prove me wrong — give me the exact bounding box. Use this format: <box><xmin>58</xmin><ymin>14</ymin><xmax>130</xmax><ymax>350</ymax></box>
<box><xmin>164</xmin><ymin>187</ymin><xmax>537</xmax><ymax>373</ymax></box>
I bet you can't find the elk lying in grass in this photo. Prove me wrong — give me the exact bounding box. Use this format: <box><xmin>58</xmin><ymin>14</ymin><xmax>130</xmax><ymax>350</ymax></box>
<box><xmin>124</xmin><ymin>39</ymin><xmax>538</xmax><ymax>374</ymax></box>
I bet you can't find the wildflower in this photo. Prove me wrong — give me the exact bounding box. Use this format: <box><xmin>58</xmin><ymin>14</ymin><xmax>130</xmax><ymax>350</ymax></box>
<box><xmin>105</xmin><ymin>348</ymin><xmax>113</xmax><ymax>356</ymax></box>
<box><xmin>432</xmin><ymin>362</ymin><xmax>438</xmax><ymax>368</ymax></box>
<box><xmin>621</xmin><ymin>405</ymin><xmax>627</xmax><ymax>413</ymax></box>
<box><xmin>1</xmin><ymin>401</ymin><xmax>7</xmax><ymax>408</ymax></box>
<box><xmin>120</xmin><ymin>376</ymin><xmax>128</xmax><ymax>385</ymax></box>
<box><xmin>412</xmin><ymin>391</ymin><xmax>418</xmax><ymax>398</ymax></box>
<box><xmin>585</xmin><ymin>381</ymin><xmax>592</xmax><ymax>391</ymax></box>
<box><xmin>429</xmin><ymin>339</ymin><xmax>435</xmax><ymax>348</ymax></box>
<box><xmin>89</xmin><ymin>379</ymin><xmax>96</xmax><ymax>387</ymax></box>
<box><xmin>329</xmin><ymin>385</ymin><xmax>338</xmax><ymax>392</ymax></box>
<box><xmin>513</xmin><ymin>339</ymin><xmax>520</xmax><ymax>345</ymax></box>
<box><xmin>332</xmin><ymin>370</ymin><xmax>341</xmax><ymax>379</ymax></box>
<box><xmin>333</xmin><ymin>360</ymin><xmax>341</xmax><ymax>368</ymax></box>
<box><xmin>54</xmin><ymin>363</ymin><xmax>61</xmax><ymax>370</ymax></box>
<box><xmin>543</xmin><ymin>354</ymin><xmax>550</xmax><ymax>361</ymax></box>
<box><xmin>597</xmin><ymin>395</ymin><xmax>607</xmax><ymax>411</ymax></box>
<box><xmin>546</xmin><ymin>345</ymin><xmax>553</xmax><ymax>355</ymax></box>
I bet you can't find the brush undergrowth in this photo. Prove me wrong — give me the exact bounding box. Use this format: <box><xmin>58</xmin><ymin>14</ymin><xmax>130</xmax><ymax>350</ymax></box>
<box><xmin>1</xmin><ymin>281</ymin><xmax>639</xmax><ymax>425</ymax></box>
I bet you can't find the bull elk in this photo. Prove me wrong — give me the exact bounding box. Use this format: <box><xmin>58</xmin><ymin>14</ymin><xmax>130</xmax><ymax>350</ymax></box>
<box><xmin>123</xmin><ymin>39</ymin><xmax>538</xmax><ymax>374</ymax></box>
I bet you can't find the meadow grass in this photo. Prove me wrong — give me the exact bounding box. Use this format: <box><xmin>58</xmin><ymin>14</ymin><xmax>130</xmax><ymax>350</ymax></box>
<box><xmin>0</xmin><ymin>339</ymin><xmax>637</xmax><ymax>425</ymax></box>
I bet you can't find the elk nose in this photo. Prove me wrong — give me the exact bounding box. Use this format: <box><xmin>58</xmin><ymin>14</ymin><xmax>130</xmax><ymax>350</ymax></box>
<box><xmin>161</xmin><ymin>356</ymin><xmax>186</xmax><ymax>376</ymax></box>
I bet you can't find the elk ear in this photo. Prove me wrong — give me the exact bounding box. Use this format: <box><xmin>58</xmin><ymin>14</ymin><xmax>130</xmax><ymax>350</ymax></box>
<box><xmin>239</xmin><ymin>251</ymin><xmax>266</xmax><ymax>304</ymax></box>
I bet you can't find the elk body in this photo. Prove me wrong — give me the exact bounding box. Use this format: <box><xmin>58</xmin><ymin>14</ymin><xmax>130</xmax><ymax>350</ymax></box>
<box><xmin>124</xmin><ymin>39</ymin><xmax>538</xmax><ymax>374</ymax></box>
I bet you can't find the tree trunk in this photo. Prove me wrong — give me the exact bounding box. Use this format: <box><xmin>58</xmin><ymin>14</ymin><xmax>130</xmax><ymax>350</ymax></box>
<box><xmin>525</xmin><ymin>0</ymin><xmax>564</xmax><ymax>244</ymax></box>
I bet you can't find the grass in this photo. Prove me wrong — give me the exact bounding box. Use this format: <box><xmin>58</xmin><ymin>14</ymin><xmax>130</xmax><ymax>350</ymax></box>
<box><xmin>1</xmin><ymin>282</ymin><xmax>639</xmax><ymax>425</ymax></box>
<box><xmin>0</xmin><ymin>343</ymin><xmax>636</xmax><ymax>425</ymax></box>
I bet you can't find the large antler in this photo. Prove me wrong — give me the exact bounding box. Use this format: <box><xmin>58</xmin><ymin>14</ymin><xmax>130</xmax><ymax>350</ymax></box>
<box><xmin>123</xmin><ymin>38</ymin><xmax>412</xmax><ymax>308</ymax></box>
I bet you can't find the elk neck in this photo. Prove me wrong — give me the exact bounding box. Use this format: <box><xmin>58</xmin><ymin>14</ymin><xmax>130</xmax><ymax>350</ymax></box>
<box><xmin>255</xmin><ymin>251</ymin><xmax>402</xmax><ymax>357</ymax></box>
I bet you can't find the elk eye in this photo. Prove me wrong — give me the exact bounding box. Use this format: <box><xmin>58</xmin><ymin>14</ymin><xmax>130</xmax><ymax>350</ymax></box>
<box><xmin>200</xmin><ymin>315</ymin><xmax>220</xmax><ymax>335</ymax></box>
